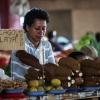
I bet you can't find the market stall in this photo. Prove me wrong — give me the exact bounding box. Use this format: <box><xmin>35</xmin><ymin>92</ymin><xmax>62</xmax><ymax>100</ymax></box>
<box><xmin>0</xmin><ymin>29</ymin><xmax>100</xmax><ymax>100</ymax></box>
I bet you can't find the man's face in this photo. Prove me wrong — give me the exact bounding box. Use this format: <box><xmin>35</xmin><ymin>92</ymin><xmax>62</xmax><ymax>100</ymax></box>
<box><xmin>27</xmin><ymin>19</ymin><xmax>47</xmax><ymax>42</ymax></box>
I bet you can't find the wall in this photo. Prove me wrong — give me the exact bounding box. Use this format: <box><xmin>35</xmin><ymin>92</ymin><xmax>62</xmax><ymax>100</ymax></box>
<box><xmin>47</xmin><ymin>10</ymin><xmax>72</xmax><ymax>40</ymax></box>
<box><xmin>29</xmin><ymin>0</ymin><xmax>100</xmax><ymax>10</ymax></box>
<box><xmin>25</xmin><ymin>0</ymin><xmax>100</xmax><ymax>40</ymax></box>
<box><xmin>72</xmin><ymin>10</ymin><xmax>100</xmax><ymax>40</ymax></box>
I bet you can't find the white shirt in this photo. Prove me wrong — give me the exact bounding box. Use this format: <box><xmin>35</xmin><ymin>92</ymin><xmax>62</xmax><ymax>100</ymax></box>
<box><xmin>10</xmin><ymin>34</ymin><xmax>55</xmax><ymax>80</ymax></box>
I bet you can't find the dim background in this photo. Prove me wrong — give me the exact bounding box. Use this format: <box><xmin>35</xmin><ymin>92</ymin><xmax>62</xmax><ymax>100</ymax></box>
<box><xmin>0</xmin><ymin>0</ymin><xmax>100</xmax><ymax>42</ymax></box>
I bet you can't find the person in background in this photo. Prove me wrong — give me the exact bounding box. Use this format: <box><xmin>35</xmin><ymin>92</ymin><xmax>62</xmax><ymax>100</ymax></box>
<box><xmin>68</xmin><ymin>51</ymin><xmax>87</xmax><ymax>62</ymax></box>
<box><xmin>10</xmin><ymin>8</ymin><xmax>55</xmax><ymax>80</ymax></box>
<box><xmin>47</xmin><ymin>30</ymin><xmax>63</xmax><ymax>52</ymax></box>
<box><xmin>68</xmin><ymin>45</ymin><xmax>98</xmax><ymax>62</ymax></box>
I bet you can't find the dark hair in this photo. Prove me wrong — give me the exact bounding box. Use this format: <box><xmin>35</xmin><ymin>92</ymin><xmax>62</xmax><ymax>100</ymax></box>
<box><xmin>23</xmin><ymin>8</ymin><xmax>50</xmax><ymax>32</ymax></box>
<box><xmin>68</xmin><ymin>51</ymin><xmax>86</xmax><ymax>60</ymax></box>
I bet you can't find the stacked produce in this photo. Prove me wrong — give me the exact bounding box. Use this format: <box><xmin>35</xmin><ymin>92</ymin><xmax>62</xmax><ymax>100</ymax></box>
<box><xmin>26</xmin><ymin>78</ymin><xmax>64</xmax><ymax>92</ymax></box>
<box><xmin>80</xmin><ymin>59</ymin><xmax>100</xmax><ymax>87</ymax></box>
<box><xmin>24</xmin><ymin>57</ymin><xmax>84</xmax><ymax>90</ymax></box>
<box><xmin>58</xmin><ymin>57</ymin><xmax>84</xmax><ymax>88</ymax></box>
<box><xmin>25</xmin><ymin>64</ymin><xmax>71</xmax><ymax>89</ymax></box>
<box><xmin>43</xmin><ymin>63</ymin><xmax>74</xmax><ymax>87</ymax></box>
<box><xmin>25</xmin><ymin>66</ymin><xmax>64</xmax><ymax>91</ymax></box>
<box><xmin>43</xmin><ymin>61</ymin><xmax>83</xmax><ymax>88</ymax></box>
<box><xmin>24</xmin><ymin>67</ymin><xmax>43</xmax><ymax>81</ymax></box>
<box><xmin>54</xmin><ymin>65</ymin><xmax>73</xmax><ymax>88</ymax></box>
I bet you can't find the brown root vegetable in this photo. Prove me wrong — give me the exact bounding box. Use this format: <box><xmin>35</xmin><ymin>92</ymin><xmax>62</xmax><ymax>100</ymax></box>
<box><xmin>80</xmin><ymin>59</ymin><xmax>100</xmax><ymax>70</ymax></box>
<box><xmin>61</xmin><ymin>81</ymin><xmax>71</xmax><ymax>88</ymax></box>
<box><xmin>48</xmin><ymin>63</ymin><xmax>59</xmax><ymax>67</ymax></box>
<box><xmin>83</xmin><ymin>76</ymin><xmax>100</xmax><ymax>83</ymax></box>
<box><xmin>95</xmin><ymin>57</ymin><xmax>100</xmax><ymax>63</ymax></box>
<box><xmin>55</xmin><ymin>65</ymin><xmax>74</xmax><ymax>76</ymax></box>
<box><xmin>57</xmin><ymin>76</ymin><xmax>71</xmax><ymax>81</ymax></box>
<box><xmin>44</xmin><ymin>63</ymin><xmax>75</xmax><ymax>83</ymax></box>
<box><xmin>71</xmin><ymin>77</ymin><xmax>84</xmax><ymax>85</ymax></box>
<box><xmin>27</xmin><ymin>67</ymin><xmax>43</xmax><ymax>79</ymax></box>
<box><xmin>43</xmin><ymin>63</ymin><xmax>57</xmax><ymax>81</ymax></box>
<box><xmin>58</xmin><ymin>57</ymin><xmax>80</xmax><ymax>73</ymax></box>
<box><xmin>45</xmin><ymin>75</ymin><xmax>52</xmax><ymax>83</ymax></box>
<box><xmin>70</xmin><ymin>84</ymin><xmax>78</xmax><ymax>88</ymax></box>
<box><xmin>81</xmin><ymin>67</ymin><xmax>100</xmax><ymax>76</ymax></box>
<box><xmin>71</xmin><ymin>79</ymin><xmax>75</xmax><ymax>84</ymax></box>
<box><xmin>24</xmin><ymin>74</ymin><xmax>37</xmax><ymax>80</ymax></box>
<box><xmin>82</xmin><ymin>81</ymin><xmax>99</xmax><ymax>87</ymax></box>
<box><xmin>74</xmin><ymin>71</ymin><xmax>83</xmax><ymax>77</ymax></box>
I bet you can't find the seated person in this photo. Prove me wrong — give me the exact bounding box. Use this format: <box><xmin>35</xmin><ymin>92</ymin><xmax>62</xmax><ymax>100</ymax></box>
<box><xmin>68</xmin><ymin>51</ymin><xmax>87</xmax><ymax>62</ymax></box>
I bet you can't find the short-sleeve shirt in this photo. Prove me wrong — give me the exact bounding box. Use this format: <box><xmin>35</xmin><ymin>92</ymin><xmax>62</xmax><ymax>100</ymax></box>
<box><xmin>10</xmin><ymin>34</ymin><xmax>55</xmax><ymax>80</ymax></box>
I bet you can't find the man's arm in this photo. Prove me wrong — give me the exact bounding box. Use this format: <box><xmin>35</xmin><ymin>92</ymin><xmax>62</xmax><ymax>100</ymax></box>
<box><xmin>16</xmin><ymin>50</ymin><xmax>55</xmax><ymax>78</ymax></box>
<box><xmin>16</xmin><ymin>50</ymin><xmax>43</xmax><ymax>70</ymax></box>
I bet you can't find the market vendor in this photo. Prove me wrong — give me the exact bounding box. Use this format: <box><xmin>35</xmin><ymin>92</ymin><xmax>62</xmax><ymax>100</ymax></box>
<box><xmin>10</xmin><ymin>8</ymin><xmax>55</xmax><ymax>80</ymax></box>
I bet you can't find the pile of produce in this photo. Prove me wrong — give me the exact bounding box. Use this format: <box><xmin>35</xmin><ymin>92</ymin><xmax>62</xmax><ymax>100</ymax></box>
<box><xmin>26</xmin><ymin>78</ymin><xmax>64</xmax><ymax>92</ymax></box>
<box><xmin>27</xmin><ymin>79</ymin><xmax>45</xmax><ymax>92</ymax></box>
<box><xmin>45</xmin><ymin>78</ymin><xmax>64</xmax><ymax>91</ymax></box>
<box><xmin>0</xmin><ymin>79</ymin><xmax>28</xmax><ymax>91</ymax></box>
<box><xmin>25</xmin><ymin>67</ymin><xmax>43</xmax><ymax>80</ymax></box>
<box><xmin>23</xmin><ymin>55</ymin><xmax>100</xmax><ymax>92</ymax></box>
<box><xmin>24</xmin><ymin>57</ymin><xmax>84</xmax><ymax>90</ymax></box>
<box><xmin>58</xmin><ymin>57</ymin><xmax>84</xmax><ymax>88</ymax></box>
<box><xmin>80</xmin><ymin>59</ymin><xmax>100</xmax><ymax>87</ymax></box>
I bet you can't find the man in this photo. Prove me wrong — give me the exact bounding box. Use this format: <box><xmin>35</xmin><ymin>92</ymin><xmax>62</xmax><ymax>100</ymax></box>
<box><xmin>68</xmin><ymin>51</ymin><xmax>87</xmax><ymax>62</ymax></box>
<box><xmin>10</xmin><ymin>8</ymin><xmax>55</xmax><ymax>80</ymax></box>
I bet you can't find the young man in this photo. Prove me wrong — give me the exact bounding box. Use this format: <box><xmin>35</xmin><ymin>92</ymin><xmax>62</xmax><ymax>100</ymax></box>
<box><xmin>10</xmin><ymin>8</ymin><xmax>55</xmax><ymax>80</ymax></box>
<box><xmin>68</xmin><ymin>51</ymin><xmax>87</xmax><ymax>62</ymax></box>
